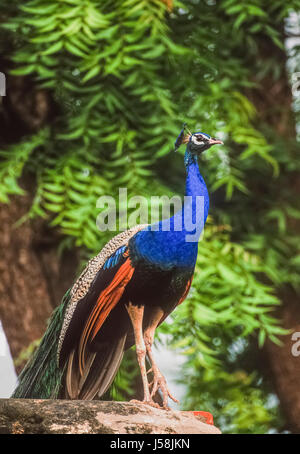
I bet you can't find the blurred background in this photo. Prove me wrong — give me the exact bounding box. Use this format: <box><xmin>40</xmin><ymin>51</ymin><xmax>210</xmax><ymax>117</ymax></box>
<box><xmin>0</xmin><ymin>0</ymin><xmax>300</xmax><ymax>434</ymax></box>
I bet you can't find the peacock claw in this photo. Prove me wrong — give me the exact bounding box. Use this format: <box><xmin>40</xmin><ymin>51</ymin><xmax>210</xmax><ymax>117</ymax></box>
<box><xmin>150</xmin><ymin>373</ymin><xmax>179</xmax><ymax>410</ymax></box>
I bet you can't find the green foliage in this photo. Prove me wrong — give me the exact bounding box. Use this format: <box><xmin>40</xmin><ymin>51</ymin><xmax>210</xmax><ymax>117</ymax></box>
<box><xmin>165</xmin><ymin>224</ymin><xmax>288</xmax><ymax>361</ymax></box>
<box><xmin>1</xmin><ymin>0</ymin><xmax>300</xmax><ymax>433</ymax></box>
<box><xmin>0</xmin><ymin>130</ymin><xmax>47</xmax><ymax>203</ymax></box>
<box><xmin>183</xmin><ymin>367</ymin><xmax>283</xmax><ymax>434</ymax></box>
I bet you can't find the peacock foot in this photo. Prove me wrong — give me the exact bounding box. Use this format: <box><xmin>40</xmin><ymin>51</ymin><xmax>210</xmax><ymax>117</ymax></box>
<box><xmin>150</xmin><ymin>373</ymin><xmax>179</xmax><ymax>410</ymax></box>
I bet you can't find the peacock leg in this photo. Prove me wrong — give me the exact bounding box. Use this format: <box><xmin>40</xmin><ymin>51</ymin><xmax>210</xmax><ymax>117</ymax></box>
<box><xmin>144</xmin><ymin>307</ymin><xmax>179</xmax><ymax>410</ymax></box>
<box><xmin>125</xmin><ymin>302</ymin><xmax>159</xmax><ymax>408</ymax></box>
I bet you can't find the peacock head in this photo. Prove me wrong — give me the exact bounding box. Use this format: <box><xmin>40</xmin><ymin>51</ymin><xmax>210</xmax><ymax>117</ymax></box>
<box><xmin>188</xmin><ymin>132</ymin><xmax>223</xmax><ymax>154</ymax></box>
<box><xmin>174</xmin><ymin>123</ymin><xmax>223</xmax><ymax>155</ymax></box>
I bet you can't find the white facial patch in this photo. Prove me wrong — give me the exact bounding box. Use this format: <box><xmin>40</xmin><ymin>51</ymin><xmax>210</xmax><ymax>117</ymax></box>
<box><xmin>192</xmin><ymin>135</ymin><xmax>206</xmax><ymax>146</ymax></box>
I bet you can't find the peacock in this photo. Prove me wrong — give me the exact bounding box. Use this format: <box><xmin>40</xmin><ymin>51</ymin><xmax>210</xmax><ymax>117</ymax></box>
<box><xmin>12</xmin><ymin>124</ymin><xmax>223</xmax><ymax>409</ymax></box>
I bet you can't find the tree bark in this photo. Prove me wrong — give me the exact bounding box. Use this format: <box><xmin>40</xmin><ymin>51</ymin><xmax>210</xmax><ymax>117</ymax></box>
<box><xmin>0</xmin><ymin>399</ymin><xmax>221</xmax><ymax>434</ymax></box>
<box><xmin>0</xmin><ymin>72</ymin><xmax>78</xmax><ymax>373</ymax></box>
<box><xmin>0</xmin><ymin>188</ymin><xmax>78</xmax><ymax>373</ymax></box>
<box><xmin>263</xmin><ymin>294</ymin><xmax>300</xmax><ymax>433</ymax></box>
<box><xmin>248</xmin><ymin>31</ymin><xmax>300</xmax><ymax>433</ymax></box>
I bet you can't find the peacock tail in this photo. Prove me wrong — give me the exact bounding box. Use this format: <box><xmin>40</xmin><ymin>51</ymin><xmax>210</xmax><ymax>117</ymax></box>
<box><xmin>11</xmin><ymin>290</ymin><xmax>71</xmax><ymax>399</ymax></box>
<box><xmin>11</xmin><ymin>225</ymin><xmax>146</xmax><ymax>399</ymax></box>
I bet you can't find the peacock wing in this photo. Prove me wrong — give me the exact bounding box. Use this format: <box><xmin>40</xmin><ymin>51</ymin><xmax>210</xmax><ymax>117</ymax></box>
<box><xmin>57</xmin><ymin>225</ymin><xmax>147</xmax><ymax>399</ymax></box>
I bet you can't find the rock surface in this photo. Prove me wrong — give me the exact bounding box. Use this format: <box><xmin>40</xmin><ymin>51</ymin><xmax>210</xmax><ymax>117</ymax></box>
<box><xmin>0</xmin><ymin>399</ymin><xmax>221</xmax><ymax>434</ymax></box>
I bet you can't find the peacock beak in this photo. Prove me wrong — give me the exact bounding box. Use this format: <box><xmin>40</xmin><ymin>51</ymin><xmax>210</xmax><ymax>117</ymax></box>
<box><xmin>208</xmin><ymin>138</ymin><xmax>223</xmax><ymax>146</ymax></box>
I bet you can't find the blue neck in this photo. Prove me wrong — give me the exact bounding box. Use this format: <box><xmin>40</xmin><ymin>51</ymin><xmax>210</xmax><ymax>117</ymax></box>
<box><xmin>184</xmin><ymin>148</ymin><xmax>210</xmax><ymax>223</ymax></box>
<box><xmin>132</xmin><ymin>147</ymin><xmax>209</xmax><ymax>269</ymax></box>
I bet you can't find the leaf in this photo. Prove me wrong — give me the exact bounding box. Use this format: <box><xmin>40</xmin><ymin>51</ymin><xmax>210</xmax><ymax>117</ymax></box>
<box><xmin>42</xmin><ymin>41</ymin><xmax>63</xmax><ymax>55</ymax></box>
<box><xmin>10</xmin><ymin>65</ymin><xmax>36</xmax><ymax>76</ymax></box>
<box><xmin>217</xmin><ymin>263</ymin><xmax>245</xmax><ymax>286</ymax></box>
<box><xmin>64</xmin><ymin>41</ymin><xmax>88</xmax><ymax>57</ymax></box>
<box><xmin>82</xmin><ymin>65</ymin><xmax>101</xmax><ymax>82</ymax></box>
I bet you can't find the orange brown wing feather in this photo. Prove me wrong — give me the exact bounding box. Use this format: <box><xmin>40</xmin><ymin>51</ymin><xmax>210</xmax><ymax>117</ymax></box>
<box><xmin>78</xmin><ymin>258</ymin><xmax>135</xmax><ymax>375</ymax></box>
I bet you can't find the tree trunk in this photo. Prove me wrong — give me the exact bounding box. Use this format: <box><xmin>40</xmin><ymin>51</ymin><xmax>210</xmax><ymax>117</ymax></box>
<box><xmin>0</xmin><ymin>187</ymin><xmax>78</xmax><ymax>373</ymax></box>
<box><xmin>0</xmin><ymin>72</ymin><xmax>78</xmax><ymax>373</ymax></box>
<box><xmin>248</xmin><ymin>31</ymin><xmax>300</xmax><ymax>433</ymax></box>
<box><xmin>264</xmin><ymin>294</ymin><xmax>300</xmax><ymax>433</ymax></box>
